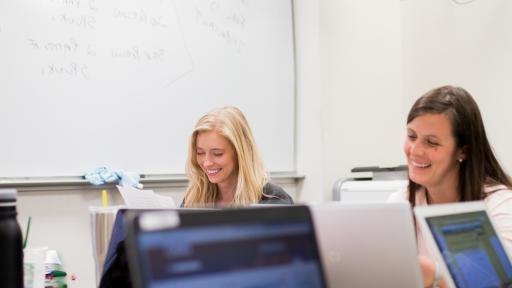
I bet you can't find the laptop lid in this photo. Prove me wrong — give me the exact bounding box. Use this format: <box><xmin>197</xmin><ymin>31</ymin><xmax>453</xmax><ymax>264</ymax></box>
<box><xmin>414</xmin><ymin>201</ymin><xmax>512</xmax><ymax>288</ymax></box>
<box><xmin>310</xmin><ymin>202</ymin><xmax>423</xmax><ymax>288</ymax></box>
<box><xmin>102</xmin><ymin>208</ymin><xmax>214</xmax><ymax>275</ymax></box>
<box><xmin>125</xmin><ymin>206</ymin><xmax>327</xmax><ymax>288</ymax></box>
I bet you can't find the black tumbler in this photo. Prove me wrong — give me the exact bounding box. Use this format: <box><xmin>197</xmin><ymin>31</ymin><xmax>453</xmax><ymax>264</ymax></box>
<box><xmin>0</xmin><ymin>189</ymin><xmax>23</xmax><ymax>288</ymax></box>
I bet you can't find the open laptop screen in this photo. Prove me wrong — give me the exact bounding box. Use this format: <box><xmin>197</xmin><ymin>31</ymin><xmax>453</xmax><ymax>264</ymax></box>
<box><xmin>426</xmin><ymin>211</ymin><xmax>512</xmax><ymax>287</ymax></box>
<box><xmin>126</xmin><ymin>206</ymin><xmax>326</xmax><ymax>288</ymax></box>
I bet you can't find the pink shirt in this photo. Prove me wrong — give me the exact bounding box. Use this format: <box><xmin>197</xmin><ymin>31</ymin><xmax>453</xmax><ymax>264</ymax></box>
<box><xmin>387</xmin><ymin>185</ymin><xmax>512</xmax><ymax>260</ymax></box>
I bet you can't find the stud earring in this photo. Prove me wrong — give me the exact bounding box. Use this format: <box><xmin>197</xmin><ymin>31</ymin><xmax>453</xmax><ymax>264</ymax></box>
<box><xmin>458</xmin><ymin>158</ymin><xmax>463</xmax><ymax>163</ymax></box>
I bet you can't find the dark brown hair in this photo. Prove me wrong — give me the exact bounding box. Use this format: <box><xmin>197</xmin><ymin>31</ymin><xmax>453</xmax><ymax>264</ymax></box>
<box><xmin>407</xmin><ymin>85</ymin><xmax>511</xmax><ymax>206</ymax></box>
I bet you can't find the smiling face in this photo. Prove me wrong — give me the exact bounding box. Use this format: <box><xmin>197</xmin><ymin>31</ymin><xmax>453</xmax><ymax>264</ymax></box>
<box><xmin>404</xmin><ymin>113</ymin><xmax>465</xmax><ymax>193</ymax></box>
<box><xmin>195</xmin><ymin>130</ymin><xmax>238</xmax><ymax>190</ymax></box>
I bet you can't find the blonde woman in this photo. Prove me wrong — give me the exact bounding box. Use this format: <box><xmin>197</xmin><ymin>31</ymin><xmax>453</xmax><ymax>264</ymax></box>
<box><xmin>182</xmin><ymin>106</ymin><xmax>293</xmax><ymax>207</ymax></box>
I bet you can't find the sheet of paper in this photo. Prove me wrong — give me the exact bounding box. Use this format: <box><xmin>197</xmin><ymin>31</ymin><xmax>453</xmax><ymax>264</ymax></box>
<box><xmin>116</xmin><ymin>185</ymin><xmax>176</xmax><ymax>209</ymax></box>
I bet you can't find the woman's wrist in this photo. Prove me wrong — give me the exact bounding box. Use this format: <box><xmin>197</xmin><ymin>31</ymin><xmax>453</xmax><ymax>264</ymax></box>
<box><xmin>431</xmin><ymin>261</ymin><xmax>442</xmax><ymax>288</ymax></box>
<box><xmin>419</xmin><ymin>255</ymin><xmax>442</xmax><ymax>288</ymax></box>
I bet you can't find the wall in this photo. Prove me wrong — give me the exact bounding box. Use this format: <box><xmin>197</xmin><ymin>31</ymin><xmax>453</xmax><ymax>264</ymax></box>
<box><xmin>310</xmin><ymin>0</ymin><xmax>405</xmax><ymax>201</ymax></box>
<box><xmin>401</xmin><ymin>0</ymin><xmax>512</xmax><ymax>174</ymax></box>
<box><xmin>294</xmin><ymin>0</ymin><xmax>325</xmax><ymax>203</ymax></box>
<box><xmin>295</xmin><ymin>0</ymin><xmax>405</xmax><ymax>204</ymax></box>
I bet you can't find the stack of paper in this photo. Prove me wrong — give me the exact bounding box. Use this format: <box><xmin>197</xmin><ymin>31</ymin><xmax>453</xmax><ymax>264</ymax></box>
<box><xmin>116</xmin><ymin>185</ymin><xmax>177</xmax><ymax>209</ymax></box>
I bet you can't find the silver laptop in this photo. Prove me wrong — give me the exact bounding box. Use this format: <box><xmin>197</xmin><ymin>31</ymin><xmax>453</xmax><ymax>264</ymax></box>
<box><xmin>415</xmin><ymin>201</ymin><xmax>512</xmax><ymax>288</ymax></box>
<box><xmin>310</xmin><ymin>202</ymin><xmax>423</xmax><ymax>288</ymax></box>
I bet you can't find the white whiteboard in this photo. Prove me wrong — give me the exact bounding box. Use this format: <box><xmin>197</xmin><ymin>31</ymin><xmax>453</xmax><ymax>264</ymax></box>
<box><xmin>401</xmin><ymin>0</ymin><xmax>512</xmax><ymax>174</ymax></box>
<box><xmin>0</xmin><ymin>0</ymin><xmax>295</xmax><ymax>177</ymax></box>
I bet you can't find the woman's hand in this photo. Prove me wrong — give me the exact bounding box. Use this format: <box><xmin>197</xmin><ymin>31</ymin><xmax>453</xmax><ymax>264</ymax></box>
<box><xmin>418</xmin><ymin>255</ymin><xmax>447</xmax><ymax>288</ymax></box>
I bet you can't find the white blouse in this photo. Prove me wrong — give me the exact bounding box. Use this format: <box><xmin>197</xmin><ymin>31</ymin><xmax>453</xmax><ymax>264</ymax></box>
<box><xmin>387</xmin><ymin>184</ymin><xmax>512</xmax><ymax>259</ymax></box>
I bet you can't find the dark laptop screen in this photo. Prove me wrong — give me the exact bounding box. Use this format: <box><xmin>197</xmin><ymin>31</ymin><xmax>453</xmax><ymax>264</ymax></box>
<box><xmin>426</xmin><ymin>211</ymin><xmax>512</xmax><ymax>288</ymax></box>
<box><xmin>127</xmin><ymin>207</ymin><xmax>326</xmax><ymax>288</ymax></box>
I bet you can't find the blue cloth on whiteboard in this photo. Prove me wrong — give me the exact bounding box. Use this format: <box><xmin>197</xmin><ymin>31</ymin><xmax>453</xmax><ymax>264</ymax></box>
<box><xmin>84</xmin><ymin>167</ymin><xmax>143</xmax><ymax>189</ymax></box>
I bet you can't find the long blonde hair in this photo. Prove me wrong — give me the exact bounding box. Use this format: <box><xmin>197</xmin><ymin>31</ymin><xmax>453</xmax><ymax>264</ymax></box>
<box><xmin>183</xmin><ymin>106</ymin><xmax>269</xmax><ymax>207</ymax></box>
